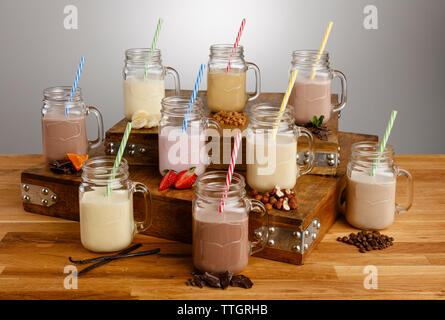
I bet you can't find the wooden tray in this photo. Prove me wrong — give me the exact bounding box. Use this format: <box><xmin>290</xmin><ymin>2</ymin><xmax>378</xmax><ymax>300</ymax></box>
<box><xmin>105</xmin><ymin>91</ymin><xmax>340</xmax><ymax>175</ymax></box>
<box><xmin>20</xmin><ymin>131</ymin><xmax>376</xmax><ymax>265</ymax></box>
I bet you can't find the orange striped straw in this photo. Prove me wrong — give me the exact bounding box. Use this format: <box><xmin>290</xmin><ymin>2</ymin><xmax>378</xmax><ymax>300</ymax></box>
<box><xmin>310</xmin><ymin>21</ymin><xmax>333</xmax><ymax>80</ymax></box>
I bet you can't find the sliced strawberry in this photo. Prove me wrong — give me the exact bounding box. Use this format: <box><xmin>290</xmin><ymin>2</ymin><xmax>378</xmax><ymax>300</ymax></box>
<box><xmin>159</xmin><ymin>169</ymin><xmax>177</xmax><ymax>191</ymax></box>
<box><xmin>174</xmin><ymin>167</ymin><xmax>197</xmax><ymax>189</ymax></box>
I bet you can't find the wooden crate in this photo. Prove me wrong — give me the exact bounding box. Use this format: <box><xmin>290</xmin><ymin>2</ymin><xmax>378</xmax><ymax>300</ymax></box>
<box><xmin>20</xmin><ymin>132</ymin><xmax>376</xmax><ymax>265</ymax></box>
<box><xmin>105</xmin><ymin>91</ymin><xmax>340</xmax><ymax>175</ymax></box>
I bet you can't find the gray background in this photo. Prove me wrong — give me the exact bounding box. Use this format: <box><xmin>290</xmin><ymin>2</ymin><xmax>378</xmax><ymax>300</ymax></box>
<box><xmin>1</xmin><ymin>0</ymin><xmax>444</xmax><ymax>154</ymax></box>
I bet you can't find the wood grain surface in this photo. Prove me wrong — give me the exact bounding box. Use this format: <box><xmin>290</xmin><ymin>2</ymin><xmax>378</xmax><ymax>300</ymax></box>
<box><xmin>1</xmin><ymin>154</ymin><xmax>445</xmax><ymax>299</ymax></box>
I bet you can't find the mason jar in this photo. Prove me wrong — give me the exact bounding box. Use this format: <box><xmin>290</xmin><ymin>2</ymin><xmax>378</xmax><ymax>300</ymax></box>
<box><xmin>41</xmin><ymin>86</ymin><xmax>104</xmax><ymax>164</ymax></box>
<box><xmin>246</xmin><ymin>104</ymin><xmax>314</xmax><ymax>192</ymax></box>
<box><xmin>79</xmin><ymin>156</ymin><xmax>152</xmax><ymax>252</ymax></box>
<box><xmin>123</xmin><ymin>48</ymin><xmax>180</xmax><ymax>128</ymax></box>
<box><xmin>289</xmin><ymin>50</ymin><xmax>347</xmax><ymax>124</ymax></box>
<box><xmin>207</xmin><ymin>44</ymin><xmax>261</xmax><ymax>113</ymax></box>
<box><xmin>193</xmin><ymin>171</ymin><xmax>269</xmax><ymax>274</ymax></box>
<box><xmin>158</xmin><ymin>96</ymin><xmax>222</xmax><ymax>176</ymax></box>
<box><xmin>341</xmin><ymin>141</ymin><xmax>414</xmax><ymax>230</ymax></box>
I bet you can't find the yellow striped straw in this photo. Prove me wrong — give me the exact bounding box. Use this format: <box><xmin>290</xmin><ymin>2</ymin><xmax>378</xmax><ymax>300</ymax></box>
<box><xmin>272</xmin><ymin>68</ymin><xmax>298</xmax><ymax>139</ymax></box>
<box><xmin>310</xmin><ymin>21</ymin><xmax>333</xmax><ymax>80</ymax></box>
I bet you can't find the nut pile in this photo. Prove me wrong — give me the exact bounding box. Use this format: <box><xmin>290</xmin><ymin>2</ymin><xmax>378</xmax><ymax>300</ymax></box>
<box><xmin>186</xmin><ymin>271</ymin><xmax>253</xmax><ymax>289</ymax></box>
<box><xmin>251</xmin><ymin>186</ymin><xmax>297</xmax><ymax>211</ymax></box>
<box><xmin>337</xmin><ymin>230</ymin><xmax>394</xmax><ymax>253</ymax></box>
<box><xmin>212</xmin><ymin>111</ymin><xmax>247</xmax><ymax>127</ymax></box>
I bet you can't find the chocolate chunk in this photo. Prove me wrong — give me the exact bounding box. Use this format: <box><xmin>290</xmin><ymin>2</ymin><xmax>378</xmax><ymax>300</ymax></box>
<box><xmin>230</xmin><ymin>275</ymin><xmax>253</xmax><ymax>289</ymax></box>
<box><xmin>202</xmin><ymin>272</ymin><xmax>221</xmax><ymax>288</ymax></box>
<box><xmin>219</xmin><ymin>271</ymin><xmax>232</xmax><ymax>290</ymax></box>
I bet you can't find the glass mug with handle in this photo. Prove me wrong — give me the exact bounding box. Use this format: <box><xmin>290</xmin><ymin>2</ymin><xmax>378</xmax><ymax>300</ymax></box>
<box><xmin>338</xmin><ymin>141</ymin><xmax>414</xmax><ymax>230</ymax></box>
<box><xmin>207</xmin><ymin>44</ymin><xmax>261</xmax><ymax>113</ymax></box>
<box><xmin>79</xmin><ymin>156</ymin><xmax>152</xmax><ymax>252</ymax></box>
<box><xmin>289</xmin><ymin>50</ymin><xmax>347</xmax><ymax>124</ymax></box>
<box><xmin>246</xmin><ymin>104</ymin><xmax>315</xmax><ymax>192</ymax></box>
<box><xmin>42</xmin><ymin>86</ymin><xmax>104</xmax><ymax>164</ymax></box>
<box><xmin>193</xmin><ymin>171</ymin><xmax>270</xmax><ymax>274</ymax></box>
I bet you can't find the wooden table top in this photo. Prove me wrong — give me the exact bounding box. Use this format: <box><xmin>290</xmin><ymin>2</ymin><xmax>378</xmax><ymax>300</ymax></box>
<box><xmin>1</xmin><ymin>154</ymin><xmax>444</xmax><ymax>300</ymax></box>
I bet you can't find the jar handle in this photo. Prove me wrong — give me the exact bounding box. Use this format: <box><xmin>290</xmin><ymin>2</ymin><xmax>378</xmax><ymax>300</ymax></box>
<box><xmin>246</xmin><ymin>62</ymin><xmax>261</xmax><ymax>102</ymax></box>
<box><xmin>332</xmin><ymin>70</ymin><xmax>347</xmax><ymax>113</ymax></box>
<box><xmin>132</xmin><ymin>182</ymin><xmax>153</xmax><ymax>233</ymax></box>
<box><xmin>165</xmin><ymin>66</ymin><xmax>181</xmax><ymax>95</ymax></box>
<box><xmin>395</xmin><ymin>166</ymin><xmax>414</xmax><ymax>214</ymax></box>
<box><xmin>245</xmin><ymin>198</ymin><xmax>269</xmax><ymax>255</ymax></box>
<box><xmin>86</xmin><ymin>106</ymin><xmax>105</xmax><ymax>150</ymax></box>
<box><xmin>296</xmin><ymin>127</ymin><xmax>314</xmax><ymax>176</ymax></box>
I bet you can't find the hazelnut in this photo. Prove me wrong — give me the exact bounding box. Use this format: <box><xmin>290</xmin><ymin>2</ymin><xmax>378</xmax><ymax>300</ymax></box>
<box><xmin>261</xmin><ymin>195</ymin><xmax>269</xmax><ymax>204</ymax></box>
<box><xmin>255</xmin><ymin>194</ymin><xmax>262</xmax><ymax>201</ymax></box>
<box><xmin>264</xmin><ymin>192</ymin><xmax>270</xmax><ymax>197</ymax></box>
<box><xmin>289</xmin><ymin>198</ymin><xmax>298</xmax><ymax>209</ymax></box>
<box><xmin>282</xmin><ymin>199</ymin><xmax>290</xmax><ymax>211</ymax></box>
<box><xmin>269</xmin><ymin>197</ymin><xmax>277</xmax><ymax>205</ymax></box>
<box><xmin>265</xmin><ymin>203</ymin><xmax>273</xmax><ymax>211</ymax></box>
<box><xmin>252</xmin><ymin>189</ymin><xmax>258</xmax><ymax>196</ymax></box>
<box><xmin>275</xmin><ymin>189</ymin><xmax>284</xmax><ymax>198</ymax></box>
<box><xmin>275</xmin><ymin>199</ymin><xmax>283</xmax><ymax>210</ymax></box>
<box><xmin>271</xmin><ymin>188</ymin><xmax>277</xmax><ymax>195</ymax></box>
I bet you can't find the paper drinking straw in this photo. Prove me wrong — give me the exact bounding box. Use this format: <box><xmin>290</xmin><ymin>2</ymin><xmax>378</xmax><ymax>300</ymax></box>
<box><xmin>105</xmin><ymin>121</ymin><xmax>132</xmax><ymax>197</ymax></box>
<box><xmin>226</xmin><ymin>18</ymin><xmax>246</xmax><ymax>72</ymax></box>
<box><xmin>310</xmin><ymin>21</ymin><xmax>333</xmax><ymax>80</ymax></box>
<box><xmin>66</xmin><ymin>56</ymin><xmax>85</xmax><ymax>115</ymax></box>
<box><xmin>271</xmin><ymin>69</ymin><xmax>298</xmax><ymax>139</ymax></box>
<box><xmin>371</xmin><ymin>110</ymin><xmax>398</xmax><ymax>176</ymax></box>
<box><xmin>143</xmin><ymin>18</ymin><xmax>163</xmax><ymax>80</ymax></box>
<box><xmin>219</xmin><ymin>132</ymin><xmax>242</xmax><ymax>213</ymax></box>
<box><xmin>182</xmin><ymin>64</ymin><xmax>205</xmax><ymax>132</ymax></box>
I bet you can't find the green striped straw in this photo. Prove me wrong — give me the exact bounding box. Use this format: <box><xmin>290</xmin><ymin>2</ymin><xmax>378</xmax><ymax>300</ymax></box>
<box><xmin>105</xmin><ymin>122</ymin><xmax>132</xmax><ymax>197</ymax></box>
<box><xmin>143</xmin><ymin>18</ymin><xmax>163</xmax><ymax>80</ymax></box>
<box><xmin>371</xmin><ymin>110</ymin><xmax>398</xmax><ymax>176</ymax></box>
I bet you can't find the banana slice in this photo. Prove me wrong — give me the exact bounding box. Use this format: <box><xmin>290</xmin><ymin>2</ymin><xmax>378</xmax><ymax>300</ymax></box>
<box><xmin>131</xmin><ymin>110</ymin><xmax>149</xmax><ymax>129</ymax></box>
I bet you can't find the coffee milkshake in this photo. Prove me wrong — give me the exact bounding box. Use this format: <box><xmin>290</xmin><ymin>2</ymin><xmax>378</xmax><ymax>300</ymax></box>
<box><xmin>80</xmin><ymin>188</ymin><xmax>134</xmax><ymax>252</ymax></box>
<box><xmin>42</xmin><ymin>113</ymin><xmax>88</xmax><ymax>163</ymax></box>
<box><xmin>246</xmin><ymin>134</ymin><xmax>297</xmax><ymax>192</ymax></box>
<box><xmin>207</xmin><ymin>69</ymin><xmax>247</xmax><ymax>112</ymax></box>
<box><xmin>289</xmin><ymin>78</ymin><xmax>331</xmax><ymax>124</ymax></box>
<box><xmin>193</xmin><ymin>206</ymin><xmax>249</xmax><ymax>274</ymax></box>
<box><xmin>123</xmin><ymin>78</ymin><xmax>165</xmax><ymax>128</ymax></box>
<box><xmin>345</xmin><ymin>171</ymin><xmax>396</xmax><ymax>230</ymax></box>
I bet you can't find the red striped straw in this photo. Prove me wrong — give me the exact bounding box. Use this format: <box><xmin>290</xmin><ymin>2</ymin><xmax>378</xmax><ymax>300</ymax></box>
<box><xmin>226</xmin><ymin>18</ymin><xmax>246</xmax><ymax>72</ymax></box>
<box><xmin>219</xmin><ymin>132</ymin><xmax>242</xmax><ymax>213</ymax></box>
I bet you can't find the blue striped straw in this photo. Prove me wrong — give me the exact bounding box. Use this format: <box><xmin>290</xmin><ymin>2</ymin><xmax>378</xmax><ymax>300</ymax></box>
<box><xmin>182</xmin><ymin>64</ymin><xmax>205</xmax><ymax>132</ymax></box>
<box><xmin>66</xmin><ymin>56</ymin><xmax>85</xmax><ymax>115</ymax></box>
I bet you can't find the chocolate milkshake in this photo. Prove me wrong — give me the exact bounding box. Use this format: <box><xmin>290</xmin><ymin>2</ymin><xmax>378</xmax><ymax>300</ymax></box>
<box><xmin>42</xmin><ymin>113</ymin><xmax>88</xmax><ymax>163</ymax></box>
<box><xmin>289</xmin><ymin>78</ymin><xmax>332</xmax><ymax>124</ymax></box>
<box><xmin>193</xmin><ymin>207</ymin><xmax>249</xmax><ymax>274</ymax></box>
<box><xmin>345</xmin><ymin>171</ymin><xmax>396</xmax><ymax>230</ymax></box>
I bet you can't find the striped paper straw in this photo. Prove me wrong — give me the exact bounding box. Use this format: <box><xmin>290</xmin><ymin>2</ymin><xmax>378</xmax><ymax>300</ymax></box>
<box><xmin>144</xmin><ymin>18</ymin><xmax>163</xmax><ymax>80</ymax></box>
<box><xmin>105</xmin><ymin>121</ymin><xmax>132</xmax><ymax>197</ymax></box>
<box><xmin>66</xmin><ymin>56</ymin><xmax>85</xmax><ymax>115</ymax></box>
<box><xmin>227</xmin><ymin>18</ymin><xmax>246</xmax><ymax>72</ymax></box>
<box><xmin>310</xmin><ymin>21</ymin><xmax>333</xmax><ymax>80</ymax></box>
<box><xmin>371</xmin><ymin>110</ymin><xmax>398</xmax><ymax>176</ymax></box>
<box><xmin>182</xmin><ymin>64</ymin><xmax>205</xmax><ymax>132</ymax></box>
<box><xmin>271</xmin><ymin>69</ymin><xmax>298</xmax><ymax>139</ymax></box>
<box><xmin>219</xmin><ymin>132</ymin><xmax>242</xmax><ymax>213</ymax></box>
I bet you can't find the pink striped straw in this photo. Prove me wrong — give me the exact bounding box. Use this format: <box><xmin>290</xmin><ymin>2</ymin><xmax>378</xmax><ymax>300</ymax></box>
<box><xmin>219</xmin><ymin>132</ymin><xmax>242</xmax><ymax>213</ymax></box>
<box><xmin>226</xmin><ymin>18</ymin><xmax>246</xmax><ymax>72</ymax></box>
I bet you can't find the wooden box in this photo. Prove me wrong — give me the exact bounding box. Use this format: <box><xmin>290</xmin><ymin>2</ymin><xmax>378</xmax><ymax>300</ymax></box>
<box><xmin>105</xmin><ymin>91</ymin><xmax>340</xmax><ymax>176</ymax></box>
<box><xmin>20</xmin><ymin>132</ymin><xmax>376</xmax><ymax>265</ymax></box>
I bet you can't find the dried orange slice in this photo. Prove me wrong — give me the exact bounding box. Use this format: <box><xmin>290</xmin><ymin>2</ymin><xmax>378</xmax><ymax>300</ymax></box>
<box><xmin>67</xmin><ymin>153</ymin><xmax>89</xmax><ymax>171</ymax></box>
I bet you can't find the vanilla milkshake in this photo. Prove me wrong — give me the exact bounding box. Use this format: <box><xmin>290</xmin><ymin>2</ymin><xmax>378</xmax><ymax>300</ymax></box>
<box><xmin>246</xmin><ymin>134</ymin><xmax>297</xmax><ymax>192</ymax></box>
<box><xmin>123</xmin><ymin>78</ymin><xmax>165</xmax><ymax>128</ymax></box>
<box><xmin>80</xmin><ymin>188</ymin><xmax>134</xmax><ymax>252</ymax></box>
